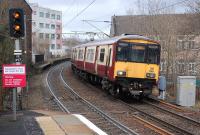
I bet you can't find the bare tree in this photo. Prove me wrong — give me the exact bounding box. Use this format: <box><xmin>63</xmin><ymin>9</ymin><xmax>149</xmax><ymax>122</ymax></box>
<box><xmin>124</xmin><ymin>0</ymin><xmax>197</xmax><ymax>95</ymax></box>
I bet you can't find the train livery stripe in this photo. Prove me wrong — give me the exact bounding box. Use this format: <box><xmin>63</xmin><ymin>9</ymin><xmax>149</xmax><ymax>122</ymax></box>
<box><xmin>121</xmin><ymin>39</ymin><xmax>158</xmax><ymax>44</ymax></box>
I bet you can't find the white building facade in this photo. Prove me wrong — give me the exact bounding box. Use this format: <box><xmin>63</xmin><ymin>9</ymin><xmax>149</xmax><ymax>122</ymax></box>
<box><xmin>30</xmin><ymin>3</ymin><xmax>63</xmax><ymax>63</ymax></box>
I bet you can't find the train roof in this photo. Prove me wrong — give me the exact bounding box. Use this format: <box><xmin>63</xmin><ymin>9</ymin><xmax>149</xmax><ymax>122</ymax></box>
<box><xmin>73</xmin><ymin>34</ymin><xmax>159</xmax><ymax>49</ymax></box>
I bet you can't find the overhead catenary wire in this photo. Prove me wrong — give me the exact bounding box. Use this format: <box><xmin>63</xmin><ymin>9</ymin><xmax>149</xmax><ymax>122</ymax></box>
<box><xmin>63</xmin><ymin>0</ymin><xmax>77</xmax><ymax>17</ymax></box>
<box><xmin>82</xmin><ymin>20</ymin><xmax>110</xmax><ymax>37</ymax></box>
<box><xmin>63</xmin><ymin>0</ymin><xmax>96</xmax><ymax>28</ymax></box>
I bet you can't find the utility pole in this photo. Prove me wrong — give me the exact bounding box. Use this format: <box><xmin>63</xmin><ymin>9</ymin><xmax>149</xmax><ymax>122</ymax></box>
<box><xmin>13</xmin><ymin>40</ymin><xmax>22</xmax><ymax>120</ymax></box>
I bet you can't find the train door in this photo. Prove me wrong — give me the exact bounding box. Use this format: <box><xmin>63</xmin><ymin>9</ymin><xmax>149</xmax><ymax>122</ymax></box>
<box><xmin>106</xmin><ymin>45</ymin><xmax>113</xmax><ymax>78</ymax></box>
<box><xmin>96</xmin><ymin>45</ymin><xmax>109</xmax><ymax>77</ymax></box>
<box><xmin>83</xmin><ymin>47</ymin><xmax>87</xmax><ymax>70</ymax></box>
<box><xmin>95</xmin><ymin>46</ymin><xmax>99</xmax><ymax>74</ymax></box>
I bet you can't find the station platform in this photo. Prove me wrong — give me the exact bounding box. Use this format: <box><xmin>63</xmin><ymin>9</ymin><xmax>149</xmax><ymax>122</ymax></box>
<box><xmin>0</xmin><ymin>110</ymin><xmax>107</xmax><ymax>135</ymax></box>
<box><xmin>36</xmin><ymin>114</ymin><xmax>107</xmax><ymax>135</ymax></box>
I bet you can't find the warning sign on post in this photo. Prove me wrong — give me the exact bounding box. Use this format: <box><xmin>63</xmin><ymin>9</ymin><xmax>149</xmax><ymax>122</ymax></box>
<box><xmin>2</xmin><ymin>64</ymin><xmax>26</xmax><ymax>88</ymax></box>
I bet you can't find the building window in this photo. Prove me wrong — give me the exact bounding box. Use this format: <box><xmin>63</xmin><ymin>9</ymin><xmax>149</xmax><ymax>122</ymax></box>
<box><xmin>39</xmin><ymin>23</ymin><xmax>44</xmax><ymax>28</ymax></box>
<box><xmin>178</xmin><ymin>62</ymin><xmax>185</xmax><ymax>73</ymax></box>
<box><xmin>51</xmin><ymin>14</ymin><xmax>55</xmax><ymax>19</ymax></box>
<box><xmin>100</xmin><ymin>48</ymin><xmax>105</xmax><ymax>62</ymax></box>
<box><xmin>32</xmin><ymin>22</ymin><xmax>36</xmax><ymax>26</ymax></box>
<box><xmin>56</xmin><ymin>34</ymin><xmax>60</xmax><ymax>39</ymax></box>
<box><xmin>56</xmin><ymin>25</ymin><xmax>61</xmax><ymax>30</ymax></box>
<box><xmin>45</xmin><ymin>34</ymin><xmax>50</xmax><ymax>39</ymax></box>
<box><xmin>177</xmin><ymin>39</ymin><xmax>183</xmax><ymax>50</ymax></box>
<box><xmin>189</xmin><ymin>63</ymin><xmax>196</xmax><ymax>72</ymax></box>
<box><xmin>51</xmin><ymin>34</ymin><xmax>55</xmax><ymax>39</ymax></box>
<box><xmin>46</xmin><ymin>24</ymin><xmax>50</xmax><ymax>29</ymax></box>
<box><xmin>189</xmin><ymin>40</ymin><xmax>195</xmax><ymax>49</ymax></box>
<box><xmin>33</xmin><ymin>11</ymin><xmax>37</xmax><ymax>15</ymax></box>
<box><xmin>39</xmin><ymin>12</ymin><xmax>44</xmax><ymax>17</ymax></box>
<box><xmin>57</xmin><ymin>44</ymin><xmax>61</xmax><ymax>49</ymax></box>
<box><xmin>39</xmin><ymin>33</ymin><xmax>44</xmax><ymax>39</ymax></box>
<box><xmin>46</xmin><ymin>13</ymin><xmax>50</xmax><ymax>18</ymax></box>
<box><xmin>51</xmin><ymin>24</ymin><xmax>55</xmax><ymax>29</ymax></box>
<box><xmin>51</xmin><ymin>44</ymin><xmax>55</xmax><ymax>49</ymax></box>
<box><xmin>183</xmin><ymin>41</ymin><xmax>189</xmax><ymax>50</ymax></box>
<box><xmin>57</xmin><ymin>15</ymin><xmax>61</xmax><ymax>20</ymax></box>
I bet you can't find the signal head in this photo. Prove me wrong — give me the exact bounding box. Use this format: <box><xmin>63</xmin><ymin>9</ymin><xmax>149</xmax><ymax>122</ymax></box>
<box><xmin>9</xmin><ymin>8</ymin><xmax>25</xmax><ymax>38</ymax></box>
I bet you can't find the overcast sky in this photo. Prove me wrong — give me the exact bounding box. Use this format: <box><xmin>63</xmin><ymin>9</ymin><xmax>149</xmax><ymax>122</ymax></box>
<box><xmin>27</xmin><ymin>0</ymin><xmax>188</xmax><ymax>38</ymax></box>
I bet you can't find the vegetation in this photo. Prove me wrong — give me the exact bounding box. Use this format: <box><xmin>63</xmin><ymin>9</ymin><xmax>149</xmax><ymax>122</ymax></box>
<box><xmin>0</xmin><ymin>0</ymin><xmax>14</xmax><ymax>110</ymax></box>
<box><xmin>125</xmin><ymin>0</ymin><xmax>200</xmax><ymax>101</ymax></box>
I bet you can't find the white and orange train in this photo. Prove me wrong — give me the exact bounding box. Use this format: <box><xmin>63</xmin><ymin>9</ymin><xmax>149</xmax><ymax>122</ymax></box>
<box><xmin>71</xmin><ymin>34</ymin><xmax>161</xmax><ymax>98</ymax></box>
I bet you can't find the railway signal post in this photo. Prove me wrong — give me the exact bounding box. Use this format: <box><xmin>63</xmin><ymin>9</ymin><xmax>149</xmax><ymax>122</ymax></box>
<box><xmin>9</xmin><ymin>8</ymin><xmax>25</xmax><ymax>120</ymax></box>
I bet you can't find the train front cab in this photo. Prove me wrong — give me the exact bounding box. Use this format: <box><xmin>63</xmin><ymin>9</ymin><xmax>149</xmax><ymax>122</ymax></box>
<box><xmin>113</xmin><ymin>39</ymin><xmax>160</xmax><ymax>98</ymax></box>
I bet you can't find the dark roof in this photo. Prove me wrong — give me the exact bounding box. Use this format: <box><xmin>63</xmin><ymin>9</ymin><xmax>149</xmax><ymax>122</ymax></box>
<box><xmin>23</xmin><ymin>0</ymin><xmax>32</xmax><ymax>11</ymax></box>
<box><xmin>110</xmin><ymin>14</ymin><xmax>200</xmax><ymax>36</ymax></box>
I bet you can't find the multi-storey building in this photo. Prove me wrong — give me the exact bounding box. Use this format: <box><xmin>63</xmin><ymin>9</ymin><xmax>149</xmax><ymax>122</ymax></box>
<box><xmin>30</xmin><ymin>3</ymin><xmax>62</xmax><ymax>63</ymax></box>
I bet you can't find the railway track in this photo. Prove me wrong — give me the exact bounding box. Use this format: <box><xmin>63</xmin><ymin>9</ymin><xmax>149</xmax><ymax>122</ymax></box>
<box><xmin>65</xmin><ymin>63</ymin><xmax>200</xmax><ymax>135</ymax></box>
<box><xmin>147</xmin><ymin>97</ymin><xmax>200</xmax><ymax>122</ymax></box>
<box><xmin>46</xmin><ymin>63</ymin><xmax>138</xmax><ymax>135</ymax></box>
<box><xmin>143</xmin><ymin>99</ymin><xmax>200</xmax><ymax>126</ymax></box>
<box><xmin>46</xmin><ymin>62</ymin><xmax>200</xmax><ymax>135</ymax></box>
<box><xmin>120</xmin><ymin>100</ymin><xmax>200</xmax><ymax>135</ymax></box>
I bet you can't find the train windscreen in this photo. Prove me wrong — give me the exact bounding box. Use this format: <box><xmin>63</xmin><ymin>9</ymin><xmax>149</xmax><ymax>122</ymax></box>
<box><xmin>117</xmin><ymin>42</ymin><xmax>160</xmax><ymax>64</ymax></box>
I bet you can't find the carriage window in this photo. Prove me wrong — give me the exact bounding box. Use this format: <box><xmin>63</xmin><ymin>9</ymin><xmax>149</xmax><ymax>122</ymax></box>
<box><xmin>86</xmin><ymin>49</ymin><xmax>95</xmax><ymax>62</ymax></box>
<box><xmin>100</xmin><ymin>48</ymin><xmax>105</xmax><ymax>62</ymax></box>
<box><xmin>78</xmin><ymin>49</ymin><xmax>84</xmax><ymax>60</ymax></box>
<box><xmin>90</xmin><ymin>49</ymin><xmax>95</xmax><ymax>61</ymax></box>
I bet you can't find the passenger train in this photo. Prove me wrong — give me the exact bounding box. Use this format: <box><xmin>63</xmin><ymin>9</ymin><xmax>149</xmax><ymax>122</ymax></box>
<box><xmin>71</xmin><ymin>34</ymin><xmax>161</xmax><ymax>99</ymax></box>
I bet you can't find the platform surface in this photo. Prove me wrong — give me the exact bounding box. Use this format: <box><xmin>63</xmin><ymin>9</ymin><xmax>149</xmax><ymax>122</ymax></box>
<box><xmin>36</xmin><ymin>114</ymin><xmax>107</xmax><ymax>135</ymax></box>
<box><xmin>0</xmin><ymin>111</ymin><xmax>107</xmax><ymax>135</ymax></box>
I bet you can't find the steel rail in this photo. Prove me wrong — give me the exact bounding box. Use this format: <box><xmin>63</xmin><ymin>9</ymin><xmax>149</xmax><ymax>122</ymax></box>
<box><xmin>60</xmin><ymin>67</ymin><xmax>139</xmax><ymax>135</ymax></box>
<box><xmin>121</xmin><ymin>101</ymin><xmax>194</xmax><ymax>135</ymax></box>
<box><xmin>46</xmin><ymin>64</ymin><xmax>70</xmax><ymax>113</ymax></box>
<box><xmin>143</xmin><ymin>100</ymin><xmax>200</xmax><ymax>127</ymax></box>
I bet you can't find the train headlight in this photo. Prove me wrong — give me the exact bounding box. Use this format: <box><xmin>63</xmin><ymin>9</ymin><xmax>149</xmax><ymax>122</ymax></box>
<box><xmin>146</xmin><ymin>73</ymin><xmax>155</xmax><ymax>78</ymax></box>
<box><xmin>117</xmin><ymin>71</ymin><xmax>126</xmax><ymax>77</ymax></box>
